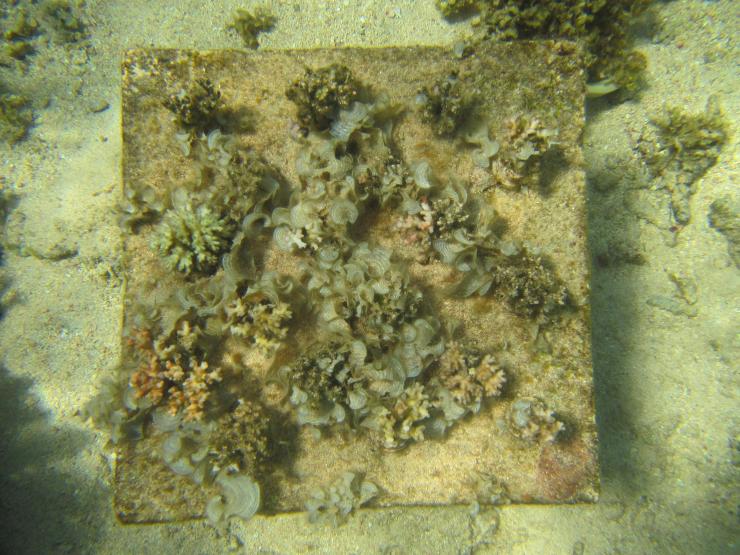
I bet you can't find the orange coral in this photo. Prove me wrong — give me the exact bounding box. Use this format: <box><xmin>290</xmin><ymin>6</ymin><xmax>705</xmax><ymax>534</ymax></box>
<box><xmin>128</xmin><ymin>323</ymin><xmax>222</xmax><ymax>421</ymax></box>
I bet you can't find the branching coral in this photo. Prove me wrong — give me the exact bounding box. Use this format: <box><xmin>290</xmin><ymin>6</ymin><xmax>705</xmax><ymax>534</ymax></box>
<box><xmin>222</xmin><ymin>286</ymin><xmax>292</xmax><ymax>356</ymax></box>
<box><xmin>128</xmin><ymin>321</ymin><xmax>222</xmax><ymax>421</ymax></box>
<box><xmin>362</xmin><ymin>382</ymin><xmax>431</xmax><ymax>449</ymax></box>
<box><xmin>152</xmin><ymin>202</ymin><xmax>233</xmax><ymax>276</ymax></box>
<box><xmin>467</xmin><ymin>114</ymin><xmax>558</xmax><ymax>190</ymax></box>
<box><xmin>435</xmin><ymin>341</ymin><xmax>506</xmax><ymax>408</ymax></box>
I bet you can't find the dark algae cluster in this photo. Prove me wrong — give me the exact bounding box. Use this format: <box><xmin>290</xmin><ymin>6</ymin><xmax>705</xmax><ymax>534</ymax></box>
<box><xmin>435</xmin><ymin>0</ymin><xmax>651</xmax><ymax>93</ymax></box>
<box><xmin>90</xmin><ymin>44</ymin><xmax>597</xmax><ymax>531</ymax></box>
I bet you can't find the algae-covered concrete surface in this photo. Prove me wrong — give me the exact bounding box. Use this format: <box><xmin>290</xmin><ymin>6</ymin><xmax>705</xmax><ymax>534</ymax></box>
<box><xmin>0</xmin><ymin>1</ymin><xmax>736</xmax><ymax>553</ymax></box>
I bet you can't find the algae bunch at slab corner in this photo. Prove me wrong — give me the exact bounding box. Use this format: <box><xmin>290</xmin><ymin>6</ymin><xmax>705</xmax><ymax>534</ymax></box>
<box><xmin>435</xmin><ymin>0</ymin><xmax>652</xmax><ymax>94</ymax></box>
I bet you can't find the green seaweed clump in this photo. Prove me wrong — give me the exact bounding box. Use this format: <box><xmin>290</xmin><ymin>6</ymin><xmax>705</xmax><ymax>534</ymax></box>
<box><xmin>435</xmin><ymin>0</ymin><xmax>477</xmax><ymax>18</ymax></box>
<box><xmin>164</xmin><ymin>78</ymin><xmax>223</xmax><ymax>134</ymax></box>
<box><xmin>487</xmin><ymin>251</ymin><xmax>569</xmax><ymax>318</ymax></box>
<box><xmin>2</xmin><ymin>7</ymin><xmax>39</xmax><ymax>61</ymax></box>
<box><xmin>305</xmin><ymin>472</ymin><xmax>378</xmax><ymax>526</ymax></box>
<box><xmin>209</xmin><ymin>398</ymin><xmax>271</xmax><ymax>478</ymax></box>
<box><xmin>708</xmin><ymin>197</ymin><xmax>740</xmax><ymax>268</ymax></box>
<box><xmin>228</xmin><ymin>6</ymin><xmax>275</xmax><ymax>49</ymax></box>
<box><xmin>41</xmin><ymin>0</ymin><xmax>86</xmax><ymax>42</ymax></box>
<box><xmin>639</xmin><ymin>96</ymin><xmax>729</xmax><ymax>225</ymax></box>
<box><xmin>152</xmin><ymin>203</ymin><xmax>233</xmax><ymax>275</ymax></box>
<box><xmin>437</xmin><ymin>0</ymin><xmax>650</xmax><ymax>92</ymax></box>
<box><xmin>286</xmin><ymin>64</ymin><xmax>361</xmax><ymax>131</ymax></box>
<box><xmin>418</xmin><ymin>71</ymin><xmax>475</xmax><ymax>137</ymax></box>
<box><xmin>0</xmin><ymin>92</ymin><xmax>32</xmax><ymax>143</ymax></box>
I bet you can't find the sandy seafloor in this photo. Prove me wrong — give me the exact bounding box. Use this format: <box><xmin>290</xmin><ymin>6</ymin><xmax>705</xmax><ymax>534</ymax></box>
<box><xmin>0</xmin><ymin>1</ymin><xmax>737</xmax><ymax>553</ymax></box>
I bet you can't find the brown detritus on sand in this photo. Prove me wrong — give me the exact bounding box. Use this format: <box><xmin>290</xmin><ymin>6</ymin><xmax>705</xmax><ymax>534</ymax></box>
<box><xmin>537</xmin><ymin>438</ymin><xmax>597</xmax><ymax>501</ymax></box>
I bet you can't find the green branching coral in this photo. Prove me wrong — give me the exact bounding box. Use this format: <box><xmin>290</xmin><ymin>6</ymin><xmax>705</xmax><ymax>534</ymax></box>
<box><xmin>228</xmin><ymin>6</ymin><xmax>275</xmax><ymax>49</ymax></box>
<box><xmin>436</xmin><ymin>0</ymin><xmax>651</xmax><ymax>92</ymax></box>
<box><xmin>418</xmin><ymin>71</ymin><xmax>475</xmax><ymax>137</ymax></box>
<box><xmin>639</xmin><ymin>96</ymin><xmax>729</xmax><ymax>225</ymax></box>
<box><xmin>286</xmin><ymin>64</ymin><xmax>361</xmax><ymax>131</ymax></box>
<box><xmin>152</xmin><ymin>203</ymin><xmax>233</xmax><ymax>275</ymax></box>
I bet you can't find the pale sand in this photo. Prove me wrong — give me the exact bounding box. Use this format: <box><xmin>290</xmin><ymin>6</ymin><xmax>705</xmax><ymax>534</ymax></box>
<box><xmin>0</xmin><ymin>1</ymin><xmax>737</xmax><ymax>553</ymax></box>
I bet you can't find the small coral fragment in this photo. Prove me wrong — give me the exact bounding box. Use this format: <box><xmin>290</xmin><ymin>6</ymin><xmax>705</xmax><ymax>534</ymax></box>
<box><xmin>507</xmin><ymin>397</ymin><xmax>564</xmax><ymax>444</ymax></box>
<box><xmin>223</xmin><ymin>288</ymin><xmax>292</xmax><ymax>356</ymax></box>
<box><xmin>490</xmin><ymin>114</ymin><xmax>558</xmax><ymax>190</ymax></box>
<box><xmin>128</xmin><ymin>322</ymin><xmax>222</xmax><ymax>421</ymax></box>
<box><xmin>286</xmin><ymin>64</ymin><xmax>361</xmax><ymax>131</ymax></box>
<box><xmin>228</xmin><ymin>6</ymin><xmax>275</xmax><ymax>49</ymax></box>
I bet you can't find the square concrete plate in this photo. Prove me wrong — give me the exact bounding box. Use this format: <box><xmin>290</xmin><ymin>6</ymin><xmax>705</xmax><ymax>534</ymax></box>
<box><xmin>116</xmin><ymin>43</ymin><xmax>597</xmax><ymax>523</ymax></box>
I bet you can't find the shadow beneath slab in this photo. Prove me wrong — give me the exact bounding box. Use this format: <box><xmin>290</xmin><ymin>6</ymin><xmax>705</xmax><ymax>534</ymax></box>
<box><xmin>0</xmin><ymin>365</ymin><xmax>105</xmax><ymax>554</ymax></box>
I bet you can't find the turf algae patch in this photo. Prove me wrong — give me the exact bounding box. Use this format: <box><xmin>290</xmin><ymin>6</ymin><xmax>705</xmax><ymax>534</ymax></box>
<box><xmin>115</xmin><ymin>43</ymin><xmax>596</xmax><ymax>524</ymax></box>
